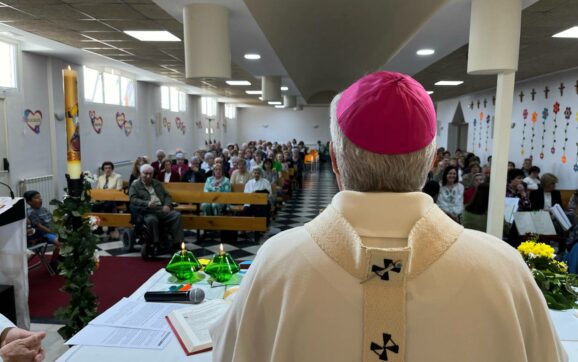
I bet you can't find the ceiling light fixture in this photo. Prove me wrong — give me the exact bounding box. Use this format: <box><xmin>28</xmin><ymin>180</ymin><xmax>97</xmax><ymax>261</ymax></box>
<box><xmin>226</xmin><ymin>80</ymin><xmax>251</xmax><ymax>86</ymax></box>
<box><xmin>246</xmin><ymin>90</ymin><xmax>262</xmax><ymax>95</ymax></box>
<box><xmin>280</xmin><ymin>86</ymin><xmax>288</xmax><ymax>91</ymax></box>
<box><xmin>552</xmin><ymin>26</ymin><xmax>578</xmax><ymax>38</ymax></box>
<box><xmin>434</xmin><ymin>80</ymin><xmax>463</xmax><ymax>86</ymax></box>
<box><xmin>123</xmin><ymin>30</ymin><xmax>181</xmax><ymax>42</ymax></box>
<box><xmin>427</xmin><ymin>91</ymin><xmax>434</xmax><ymax>95</ymax></box>
<box><xmin>416</xmin><ymin>49</ymin><xmax>435</xmax><ymax>56</ymax></box>
<box><xmin>244</xmin><ymin>53</ymin><xmax>261</xmax><ymax>60</ymax></box>
<box><xmin>268</xmin><ymin>101</ymin><xmax>282</xmax><ymax>105</ymax></box>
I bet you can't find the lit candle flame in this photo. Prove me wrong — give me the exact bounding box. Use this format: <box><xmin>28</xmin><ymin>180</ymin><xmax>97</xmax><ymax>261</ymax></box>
<box><xmin>67</xmin><ymin>65</ymin><xmax>71</xmax><ymax>70</ymax></box>
<box><xmin>219</xmin><ymin>243</ymin><xmax>224</xmax><ymax>255</ymax></box>
<box><xmin>181</xmin><ymin>242</ymin><xmax>186</xmax><ymax>255</ymax></box>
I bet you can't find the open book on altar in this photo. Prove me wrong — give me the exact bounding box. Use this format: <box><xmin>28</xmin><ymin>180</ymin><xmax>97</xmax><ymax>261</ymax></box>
<box><xmin>165</xmin><ymin>299</ymin><xmax>230</xmax><ymax>356</ymax></box>
<box><xmin>514</xmin><ymin>211</ymin><xmax>556</xmax><ymax>235</ymax></box>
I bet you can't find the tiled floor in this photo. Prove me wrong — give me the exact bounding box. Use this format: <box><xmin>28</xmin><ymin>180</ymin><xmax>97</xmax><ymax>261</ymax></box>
<box><xmin>32</xmin><ymin>163</ymin><xmax>339</xmax><ymax>361</ymax></box>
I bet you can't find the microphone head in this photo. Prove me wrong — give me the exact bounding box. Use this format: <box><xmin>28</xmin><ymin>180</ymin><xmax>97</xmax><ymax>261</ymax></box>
<box><xmin>188</xmin><ymin>288</ymin><xmax>205</xmax><ymax>304</ymax></box>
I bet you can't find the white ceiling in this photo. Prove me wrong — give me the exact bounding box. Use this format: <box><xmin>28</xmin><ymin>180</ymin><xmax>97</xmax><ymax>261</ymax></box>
<box><xmin>0</xmin><ymin>0</ymin><xmax>541</xmax><ymax>105</ymax></box>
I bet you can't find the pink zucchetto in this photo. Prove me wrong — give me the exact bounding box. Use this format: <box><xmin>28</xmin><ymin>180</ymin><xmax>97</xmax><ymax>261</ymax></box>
<box><xmin>336</xmin><ymin>71</ymin><xmax>436</xmax><ymax>155</ymax></box>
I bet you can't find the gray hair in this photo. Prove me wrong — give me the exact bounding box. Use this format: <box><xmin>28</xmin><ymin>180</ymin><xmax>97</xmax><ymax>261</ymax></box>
<box><xmin>140</xmin><ymin>164</ymin><xmax>154</xmax><ymax>174</ymax></box>
<box><xmin>204</xmin><ymin>152</ymin><xmax>215</xmax><ymax>161</ymax></box>
<box><xmin>252</xmin><ymin>167</ymin><xmax>263</xmax><ymax>175</ymax></box>
<box><xmin>329</xmin><ymin>93</ymin><xmax>436</xmax><ymax>192</ymax></box>
<box><xmin>156</xmin><ymin>149</ymin><xmax>165</xmax><ymax>157</ymax></box>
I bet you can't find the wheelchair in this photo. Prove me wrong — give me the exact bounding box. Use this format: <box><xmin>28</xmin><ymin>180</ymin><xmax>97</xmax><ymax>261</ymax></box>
<box><xmin>121</xmin><ymin>205</ymin><xmax>177</xmax><ymax>260</ymax></box>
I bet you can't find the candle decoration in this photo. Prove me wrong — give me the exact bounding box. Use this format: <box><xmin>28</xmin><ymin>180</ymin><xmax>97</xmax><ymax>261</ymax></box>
<box><xmin>63</xmin><ymin>66</ymin><xmax>81</xmax><ymax>179</ymax></box>
<box><xmin>205</xmin><ymin>244</ymin><xmax>240</xmax><ymax>283</ymax></box>
<box><xmin>166</xmin><ymin>242</ymin><xmax>202</xmax><ymax>282</ymax></box>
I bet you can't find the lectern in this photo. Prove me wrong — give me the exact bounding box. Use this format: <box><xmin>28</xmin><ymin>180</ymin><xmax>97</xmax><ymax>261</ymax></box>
<box><xmin>0</xmin><ymin>198</ymin><xmax>29</xmax><ymax>328</ymax></box>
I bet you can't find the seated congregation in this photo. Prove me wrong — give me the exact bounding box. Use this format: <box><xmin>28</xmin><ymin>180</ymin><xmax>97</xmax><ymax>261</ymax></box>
<box><xmin>424</xmin><ymin>149</ymin><xmax>578</xmax><ymax>271</ymax></box>
<box><xmin>24</xmin><ymin>140</ymin><xmax>315</xmax><ymax>262</ymax></box>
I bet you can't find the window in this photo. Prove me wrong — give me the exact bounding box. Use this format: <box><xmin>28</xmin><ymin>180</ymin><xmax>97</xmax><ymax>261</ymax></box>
<box><xmin>161</xmin><ymin>86</ymin><xmax>187</xmax><ymax>112</ymax></box>
<box><xmin>103</xmin><ymin>72</ymin><xmax>120</xmax><ymax>105</ymax></box>
<box><xmin>201</xmin><ymin>97</ymin><xmax>217</xmax><ymax>117</ymax></box>
<box><xmin>224</xmin><ymin>104</ymin><xmax>236</xmax><ymax>119</ymax></box>
<box><xmin>0</xmin><ymin>40</ymin><xmax>16</xmax><ymax>89</ymax></box>
<box><xmin>179</xmin><ymin>92</ymin><xmax>187</xmax><ymax>112</ymax></box>
<box><xmin>83</xmin><ymin>67</ymin><xmax>103</xmax><ymax>103</ymax></box>
<box><xmin>120</xmin><ymin>76</ymin><xmax>135</xmax><ymax>107</ymax></box>
<box><xmin>84</xmin><ymin>67</ymin><xmax>135</xmax><ymax>106</ymax></box>
<box><xmin>161</xmin><ymin>86</ymin><xmax>170</xmax><ymax>110</ymax></box>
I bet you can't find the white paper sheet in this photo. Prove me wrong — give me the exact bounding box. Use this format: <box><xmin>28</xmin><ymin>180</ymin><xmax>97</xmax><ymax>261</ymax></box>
<box><xmin>549</xmin><ymin>309</ymin><xmax>578</xmax><ymax>341</ymax></box>
<box><xmin>65</xmin><ymin>325</ymin><xmax>172</xmax><ymax>349</ymax></box>
<box><xmin>504</xmin><ymin>197</ymin><xmax>519</xmax><ymax>224</ymax></box>
<box><xmin>89</xmin><ymin>298</ymin><xmax>188</xmax><ymax>331</ymax></box>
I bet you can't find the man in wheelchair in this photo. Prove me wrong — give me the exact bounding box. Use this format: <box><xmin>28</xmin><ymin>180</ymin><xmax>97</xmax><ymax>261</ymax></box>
<box><xmin>129</xmin><ymin>164</ymin><xmax>184</xmax><ymax>251</ymax></box>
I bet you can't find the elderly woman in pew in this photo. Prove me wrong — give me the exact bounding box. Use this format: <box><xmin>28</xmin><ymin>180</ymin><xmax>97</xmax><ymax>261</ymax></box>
<box><xmin>182</xmin><ymin>156</ymin><xmax>206</xmax><ymax>183</ymax></box>
<box><xmin>201</xmin><ymin>164</ymin><xmax>231</xmax><ymax>216</ymax></box>
<box><xmin>158</xmin><ymin>159</ymin><xmax>181</xmax><ymax>183</ymax></box>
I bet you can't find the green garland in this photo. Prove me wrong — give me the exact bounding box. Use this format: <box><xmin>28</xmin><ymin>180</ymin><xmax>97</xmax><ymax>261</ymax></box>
<box><xmin>49</xmin><ymin>178</ymin><xmax>99</xmax><ymax>339</ymax></box>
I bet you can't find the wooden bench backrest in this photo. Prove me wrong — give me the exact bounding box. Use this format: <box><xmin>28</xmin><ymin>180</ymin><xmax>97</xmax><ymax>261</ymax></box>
<box><xmin>91</xmin><ymin>184</ymin><xmax>263</xmax><ymax>204</ymax></box>
<box><xmin>164</xmin><ymin>182</ymin><xmax>244</xmax><ymax>193</ymax></box>
<box><xmin>88</xmin><ymin>213</ymin><xmax>267</xmax><ymax>231</ymax></box>
<box><xmin>560</xmin><ymin>189</ymin><xmax>575</xmax><ymax>210</ymax></box>
<box><xmin>90</xmin><ymin>189</ymin><xmax>129</xmax><ymax>202</ymax></box>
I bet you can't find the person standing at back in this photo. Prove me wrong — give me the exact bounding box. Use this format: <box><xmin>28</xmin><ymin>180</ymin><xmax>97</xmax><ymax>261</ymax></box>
<box><xmin>210</xmin><ymin>71</ymin><xmax>566</xmax><ymax>362</ymax></box>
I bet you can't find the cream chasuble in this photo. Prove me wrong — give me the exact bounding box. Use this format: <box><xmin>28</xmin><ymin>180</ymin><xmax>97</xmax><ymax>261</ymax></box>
<box><xmin>210</xmin><ymin>192</ymin><xmax>566</xmax><ymax>362</ymax></box>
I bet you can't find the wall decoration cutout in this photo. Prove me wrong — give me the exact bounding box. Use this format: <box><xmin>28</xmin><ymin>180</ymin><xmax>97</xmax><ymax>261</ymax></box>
<box><xmin>530</xmin><ymin>111</ymin><xmax>538</xmax><ymax>159</ymax></box>
<box><xmin>124</xmin><ymin>120</ymin><xmax>133</xmax><ymax>136</ymax></box>
<box><xmin>23</xmin><ymin>109</ymin><xmax>42</xmax><ymax>134</ymax></box>
<box><xmin>115</xmin><ymin>112</ymin><xmax>126</xmax><ymax>128</ymax></box>
<box><xmin>114</xmin><ymin>111</ymin><xmax>133</xmax><ymax>136</ymax></box>
<box><xmin>551</xmin><ymin>102</ymin><xmax>560</xmax><ymax>154</ymax></box>
<box><xmin>89</xmin><ymin>110</ymin><xmax>103</xmax><ymax>134</ymax></box>
<box><xmin>175</xmin><ymin>117</ymin><xmax>186</xmax><ymax>135</ymax></box>
<box><xmin>531</xmin><ymin>89</ymin><xmax>536</xmax><ymax>101</ymax></box>
<box><xmin>519</xmin><ymin>91</ymin><xmax>524</xmax><ymax>102</ymax></box>
<box><xmin>544</xmin><ymin>86</ymin><xmax>550</xmax><ymax>99</ymax></box>
<box><xmin>520</xmin><ymin>109</ymin><xmax>528</xmax><ymax>156</ymax></box>
<box><xmin>195</xmin><ymin>121</ymin><xmax>203</xmax><ymax>129</ymax></box>
<box><xmin>162</xmin><ymin>117</ymin><xmax>167</xmax><ymax>128</ymax></box>
<box><xmin>471</xmin><ymin>118</ymin><xmax>477</xmax><ymax>151</ymax></box>
<box><xmin>559</xmin><ymin>82</ymin><xmax>565</xmax><ymax>96</ymax></box>
<box><xmin>223</xmin><ymin>120</ymin><xmax>227</xmax><ymax>132</ymax></box>
<box><xmin>539</xmin><ymin>107</ymin><xmax>548</xmax><ymax>159</ymax></box>
<box><xmin>561</xmin><ymin>107</ymin><xmax>571</xmax><ymax>164</ymax></box>
<box><xmin>484</xmin><ymin>114</ymin><xmax>491</xmax><ymax>152</ymax></box>
<box><xmin>166</xmin><ymin>119</ymin><xmax>171</xmax><ymax>132</ymax></box>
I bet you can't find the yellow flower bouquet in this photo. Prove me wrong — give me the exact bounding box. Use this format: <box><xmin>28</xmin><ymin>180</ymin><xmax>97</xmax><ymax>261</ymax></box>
<box><xmin>517</xmin><ymin>238</ymin><xmax>577</xmax><ymax>310</ymax></box>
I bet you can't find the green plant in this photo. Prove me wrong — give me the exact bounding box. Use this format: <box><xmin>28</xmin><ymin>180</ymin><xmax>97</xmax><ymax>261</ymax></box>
<box><xmin>518</xmin><ymin>237</ymin><xmax>578</xmax><ymax>310</ymax></box>
<box><xmin>50</xmin><ymin>177</ymin><xmax>99</xmax><ymax>339</ymax></box>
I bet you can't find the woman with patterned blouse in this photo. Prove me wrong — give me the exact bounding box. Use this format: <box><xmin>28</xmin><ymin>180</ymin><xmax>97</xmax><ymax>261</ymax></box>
<box><xmin>436</xmin><ymin>166</ymin><xmax>464</xmax><ymax>222</ymax></box>
<box><xmin>201</xmin><ymin>164</ymin><xmax>231</xmax><ymax>215</ymax></box>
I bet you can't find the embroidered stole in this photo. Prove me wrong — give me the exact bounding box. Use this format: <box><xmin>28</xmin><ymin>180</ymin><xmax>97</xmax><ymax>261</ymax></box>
<box><xmin>305</xmin><ymin>204</ymin><xmax>462</xmax><ymax>361</ymax></box>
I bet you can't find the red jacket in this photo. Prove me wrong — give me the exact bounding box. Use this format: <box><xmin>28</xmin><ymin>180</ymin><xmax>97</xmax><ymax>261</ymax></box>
<box><xmin>157</xmin><ymin>168</ymin><xmax>180</xmax><ymax>183</ymax></box>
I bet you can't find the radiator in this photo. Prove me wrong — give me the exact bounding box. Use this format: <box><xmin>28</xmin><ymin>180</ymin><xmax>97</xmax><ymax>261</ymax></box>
<box><xmin>18</xmin><ymin>175</ymin><xmax>56</xmax><ymax>212</ymax></box>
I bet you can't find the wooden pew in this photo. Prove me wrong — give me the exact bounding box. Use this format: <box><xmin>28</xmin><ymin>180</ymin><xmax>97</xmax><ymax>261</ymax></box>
<box><xmin>88</xmin><ymin>186</ymin><xmax>268</xmax><ymax>232</ymax></box>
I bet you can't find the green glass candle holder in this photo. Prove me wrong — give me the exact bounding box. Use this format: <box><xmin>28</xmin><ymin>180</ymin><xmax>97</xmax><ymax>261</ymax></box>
<box><xmin>166</xmin><ymin>249</ymin><xmax>202</xmax><ymax>281</ymax></box>
<box><xmin>205</xmin><ymin>251</ymin><xmax>240</xmax><ymax>283</ymax></box>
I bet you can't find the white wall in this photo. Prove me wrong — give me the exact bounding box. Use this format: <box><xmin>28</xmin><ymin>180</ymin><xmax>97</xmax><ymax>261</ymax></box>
<box><xmin>0</xmin><ymin>51</ymin><xmax>209</xmax><ymax>197</ymax></box>
<box><xmin>436</xmin><ymin>68</ymin><xmax>578</xmax><ymax>190</ymax></box>
<box><xmin>237</xmin><ymin>106</ymin><xmax>330</xmax><ymax>144</ymax></box>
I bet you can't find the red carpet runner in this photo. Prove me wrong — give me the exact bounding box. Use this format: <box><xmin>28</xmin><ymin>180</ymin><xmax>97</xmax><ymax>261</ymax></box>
<box><xmin>28</xmin><ymin>256</ymin><xmax>167</xmax><ymax>322</ymax></box>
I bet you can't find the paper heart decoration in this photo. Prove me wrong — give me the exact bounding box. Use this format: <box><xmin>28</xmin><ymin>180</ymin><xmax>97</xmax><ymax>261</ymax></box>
<box><xmin>166</xmin><ymin>120</ymin><xmax>171</xmax><ymax>131</ymax></box>
<box><xmin>23</xmin><ymin>109</ymin><xmax>42</xmax><ymax>134</ymax></box>
<box><xmin>175</xmin><ymin>117</ymin><xmax>182</xmax><ymax>128</ymax></box>
<box><xmin>163</xmin><ymin>117</ymin><xmax>168</xmax><ymax>127</ymax></box>
<box><xmin>180</xmin><ymin>124</ymin><xmax>186</xmax><ymax>135</ymax></box>
<box><xmin>124</xmin><ymin>120</ymin><xmax>133</xmax><ymax>136</ymax></box>
<box><xmin>92</xmin><ymin>116</ymin><xmax>104</xmax><ymax>134</ymax></box>
<box><xmin>116</xmin><ymin>112</ymin><xmax>126</xmax><ymax>128</ymax></box>
<box><xmin>89</xmin><ymin>110</ymin><xmax>96</xmax><ymax>120</ymax></box>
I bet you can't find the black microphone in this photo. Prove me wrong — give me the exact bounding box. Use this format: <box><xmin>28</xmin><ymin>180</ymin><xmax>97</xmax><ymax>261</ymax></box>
<box><xmin>0</xmin><ymin>182</ymin><xmax>14</xmax><ymax>199</ymax></box>
<box><xmin>144</xmin><ymin>289</ymin><xmax>205</xmax><ymax>304</ymax></box>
